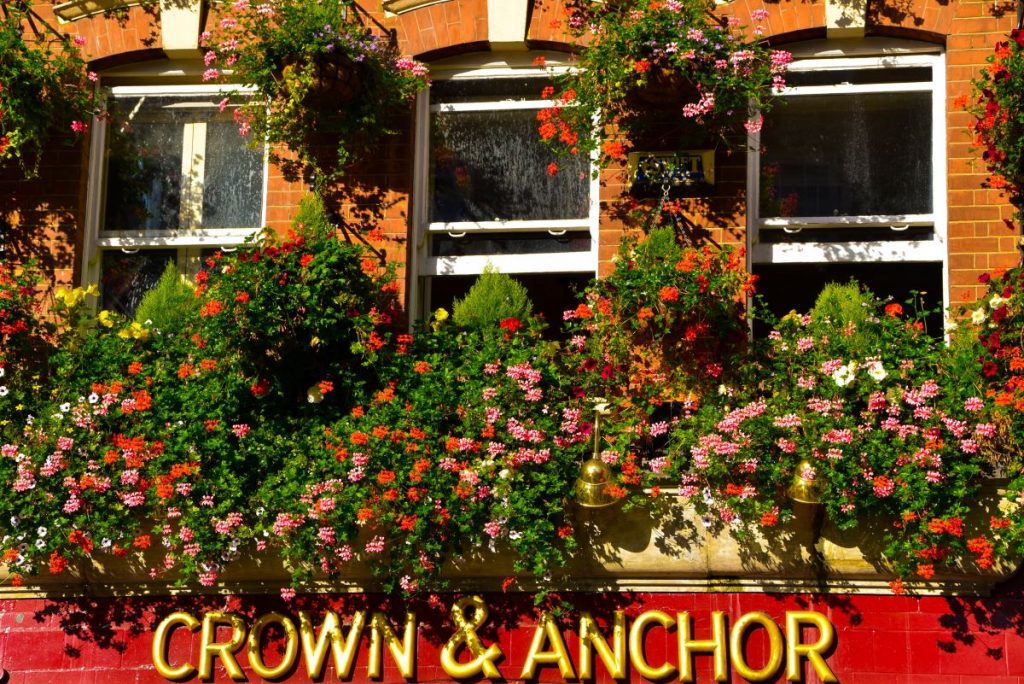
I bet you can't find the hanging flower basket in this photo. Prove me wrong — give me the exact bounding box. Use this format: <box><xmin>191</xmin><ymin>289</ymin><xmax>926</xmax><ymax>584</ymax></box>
<box><xmin>208</xmin><ymin>0</ymin><xmax>428</xmax><ymax>188</ymax></box>
<box><xmin>284</xmin><ymin>51</ymin><xmax>365</xmax><ymax>110</ymax></box>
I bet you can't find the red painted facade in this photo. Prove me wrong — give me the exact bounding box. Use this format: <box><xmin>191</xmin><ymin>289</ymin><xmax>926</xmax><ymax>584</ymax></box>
<box><xmin>2</xmin><ymin>583</ymin><xmax>1024</xmax><ymax>683</ymax></box>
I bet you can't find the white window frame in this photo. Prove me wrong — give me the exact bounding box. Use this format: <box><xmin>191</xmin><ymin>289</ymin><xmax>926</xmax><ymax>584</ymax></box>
<box><xmin>410</xmin><ymin>54</ymin><xmax>600</xmax><ymax>320</ymax></box>
<box><xmin>746</xmin><ymin>40</ymin><xmax>948</xmax><ymax>306</ymax></box>
<box><xmin>82</xmin><ymin>82</ymin><xmax>269</xmax><ymax>291</ymax></box>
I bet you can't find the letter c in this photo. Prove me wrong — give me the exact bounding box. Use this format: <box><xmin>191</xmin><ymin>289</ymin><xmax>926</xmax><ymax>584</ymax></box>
<box><xmin>152</xmin><ymin>611</ymin><xmax>200</xmax><ymax>681</ymax></box>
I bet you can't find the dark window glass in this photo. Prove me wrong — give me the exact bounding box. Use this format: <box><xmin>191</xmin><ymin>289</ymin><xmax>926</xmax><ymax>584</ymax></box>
<box><xmin>431</xmin><ymin>233</ymin><xmax>590</xmax><ymax>256</ymax></box>
<box><xmin>752</xmin><ymin>262</ymin><xmax>944</xmax><ymax>336</ymax></box>
<box><xmin>760</xmin><ymin>92</ymin><xmax>932</xmax><ymax>218</ymax></box>
<box><xmin>431</xmin><ymin>77</ymin><xmax>553</xmax><ymax>103</ymax></box>
<box><xmin>784</xmin><ymin>67</ymin><xmax>931</xmax><ymax>87</ymax></box>
<box><xmin>430</xmin><ymin>108</ymin><xmax>589</xmax><ymax>222</ymax></box>
<box><xmin>101</xmin><ymin>250</ymin><xmax>177</xmax><ymax>317</ymax></box>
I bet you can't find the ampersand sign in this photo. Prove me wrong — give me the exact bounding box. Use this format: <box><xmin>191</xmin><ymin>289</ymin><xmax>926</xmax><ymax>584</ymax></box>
<box><xmin>440</xmin><ymin>595</ymin><xmax>504</xmax><ymax>679</ymax></box>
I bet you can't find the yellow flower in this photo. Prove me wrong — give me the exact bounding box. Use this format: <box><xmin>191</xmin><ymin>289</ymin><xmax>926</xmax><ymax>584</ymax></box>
<box><xmin>118</xmin><ymin>322</ymin><xmax>150</xmax><ymax>341</ymax></box>
<box><xmin>97</xmin><ymin>310</ymin><xmax>115</xmax><ymax>328</ymax></box>
<box><xmin>55</xmin><ymin>284</ymin><xmax>99</xmax><ymax>308</ymax></box>
<box><xmin>434</xmin><ymin>308</ymin><xmax>449</xmax><ymax>322</ymax></box>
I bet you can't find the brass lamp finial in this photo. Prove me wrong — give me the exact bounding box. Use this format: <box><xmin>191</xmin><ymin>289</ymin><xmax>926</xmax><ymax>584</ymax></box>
<box><xmin>788</xmin><ymin>460</ymin><xmax>824</xmax><ymax>505</ymax></box>
<box><xmin>575</xmin><ymin>404</ymin><xmax>618</xmax><ymax>509</ymax></box>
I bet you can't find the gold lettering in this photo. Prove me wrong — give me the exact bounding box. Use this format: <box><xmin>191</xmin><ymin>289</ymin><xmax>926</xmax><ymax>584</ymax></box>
<box><xmin>678</xmin><ymin>611</ymin><xmax>727</xmax><ymax>682</ymax></box>
<box><xmin>199</xmin><ymin>612</ymin><xmax>247</xmax><ymax>681</ymax></box>
<box><xmin>785</xmin><ymin>611</ymin><xmax>837</xmax><ymax>683</ymax></box>
<box><xmin>729</xmin><ymin>612</ymin><xmax>783</xmax><ymax>682</ymax></box>
<box><xmin>520</xmin><ymin>613</ymin><xmax>576</xmax><ymax>680</ymax></box>
<box><xmin>152</xmin><ymin>612</ymin><xmax>200</xmax><ymax>681</ymax></box>
<box><xmin>298</xmin><ymin>610</ymin><xmax>366</xmax><ymax>680</ymax></box>
<box><xmin>369</xmin><ymin>612</ymin><xmax>417</xmax><ymax>679</ymax></box>
<box><xmin>441</xmin><ymin>596</ymin><xmax>504</xmax><ymax>679</ymax></box>
<box><xmin>628</xmin><ymin>610</ymin><xmax>676</xmax><ymax>680</ymax></box>
<box><xmin>579</xmin><ymin>611</ymin><xmax>626</xmax><ymax>680</ymax></box>
<box><xmin>247</xmin><ymin>611</ymin><xmax>298</xmax><ymax>679</ymax></box>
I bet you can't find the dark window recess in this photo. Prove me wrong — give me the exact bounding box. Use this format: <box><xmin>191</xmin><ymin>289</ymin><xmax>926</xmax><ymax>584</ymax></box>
<box><xmin>431</xmin><ymin>76</ymin><xmax>553</xmax><ymax>104</ymax></box>
<box><xmin>428</xmin><ymin>273</ymin><xmax>591</xmax><ymax>338</ymax></box>
<box><xmin>431</xmin><ymin>233</ymin><xmax>591</xmax><ymax>257</ymax></box>
<box><xmin>759</xmin><ymin>227</ymin><xmax>934</xmax><ymax>243</ymax></box>
<box><xmin>101</xmin><ymin>249</ymin><xmax>177</xmax><ymax>317</ymax></box>
<box><xmin>751</xmin><ymin>262</ymin><xmax>944</xmax><ymax>337</ymax></box>
<box><xmin>784</xmin><ymin>67</ymin><xmax>932</xmax><ymax>87</ymax></box>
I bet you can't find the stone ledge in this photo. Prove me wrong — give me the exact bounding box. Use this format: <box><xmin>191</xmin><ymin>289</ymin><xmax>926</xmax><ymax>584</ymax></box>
<box><xmin>1</xmin><ymin>495</ymin><xmax>1014</xmax><ymax>598</ymax></box>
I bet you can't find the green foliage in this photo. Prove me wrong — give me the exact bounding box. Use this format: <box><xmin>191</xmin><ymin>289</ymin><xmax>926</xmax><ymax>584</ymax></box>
<box><xmin>809</xmin><ymin>281</ymin><xmax>878</xmax><ymax>357</ymax></box>
<box><xmin>134</xmin><ymin>263</ymin><xmax>196</xmax><ymax>332</ymax></box>
<box><xmin>967</xmin><ymin>30</ymin><xmax>1024</xmax><ymax>228</ymax></box>
<box><xmin>539</xmin><ymin>0</ymin><xmax>789</xmax><ymax>167</ymax></box>
<box><xmin>207</xmin><ymin>0</ymin><xmax>428</xmax><ymax>187</ymax></box>
<box><xmin>669</xmin><ymin>294</ymin><xmax>989</xmax><ymax>581</ymax></box>
<box><xmin>563</xmin><ymin>227</ymin><xmax>753</xmax><ymax>506</ymax></box>
<box><xmin>1</xmin><ymin>225</ymin><xmax>1021</xmax><ymax>594</ymax></box>
<box><xmin>0</xmin><ymin>4</ymin><xmax>96</xmax><ymax>176</ymax></box>
<box><xmin>452</xmin><ymin>267</ymin><xmax>533</xmax><ymax>329</ymax></box>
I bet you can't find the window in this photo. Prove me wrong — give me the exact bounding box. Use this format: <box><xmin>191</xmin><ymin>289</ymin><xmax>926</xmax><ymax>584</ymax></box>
<box><xmin>747</xmin><ymin>42</ymin><xmax>947</xmax><ymax>319</ymax></box>
<box><xmin>84</xmin><ymin>84</ymin><xmax>267</xmax><ymax>316</ymax></box>
<box><xmin>411</xmin><ymin>56</ymin><xmax>599</xmax><ymax>329</ymax></box>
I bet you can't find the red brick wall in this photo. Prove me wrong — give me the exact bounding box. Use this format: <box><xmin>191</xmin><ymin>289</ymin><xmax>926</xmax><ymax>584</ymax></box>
<box><xmin>3</xmin><ymin>586</ymin><xmax>1024</xmax><ymax>682</ymax></box>
<box><xmin>2</xmin><ymin>0</ymin><xmax>1020</xmax><ymax>310</ymax></box>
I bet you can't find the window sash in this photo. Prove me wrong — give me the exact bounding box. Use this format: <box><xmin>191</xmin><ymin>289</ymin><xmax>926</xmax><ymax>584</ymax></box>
<box><xmin>748</xmin><ymin>51</ymin><xmax>946</xmax><ymax>261</ymax></box>
<box><xmin>98</xmin><ymin>84</ymin><xmax>267</xmax><ymax>240</ymax></box>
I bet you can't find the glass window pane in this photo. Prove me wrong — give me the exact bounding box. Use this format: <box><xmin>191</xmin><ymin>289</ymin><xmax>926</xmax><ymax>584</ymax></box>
<box><xmin>103</xmin><ymin>95</ymin><xmax>264</xmax><ymax>231</ymax></box>
<box><xmin>430</xmin><ymin>109</ymin><xmax>590</xmax><ymax>222</ymax></box>
<box><xmin>432</xmin><ymin>77</ymin><xmax>552</xmax><ymax>104</ymax></box>
<box><xmin>760</xmin><ymin>92</ymin><xmax>932</xmax><ymax>218</ymax></box>
<box><xmin>202</xmin><ymin>120</ymin><xmax>264</xmax><ymax>229</ymax></box>
<box><xmin>101</xmin><ymin>250</ymin><xmax>177</xmax><ymax>317</ymax></box>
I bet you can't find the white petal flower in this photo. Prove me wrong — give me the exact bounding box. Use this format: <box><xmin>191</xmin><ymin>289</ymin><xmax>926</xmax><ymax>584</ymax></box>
<box><xmin>971</xmin><ymin>307</ymin><xmax>987</xmax><ymax>325</ymax></box>
<box><xmin>866</xmin><ymin>361</ymin><xmax>887</xmax><ymax>381</ymax></box>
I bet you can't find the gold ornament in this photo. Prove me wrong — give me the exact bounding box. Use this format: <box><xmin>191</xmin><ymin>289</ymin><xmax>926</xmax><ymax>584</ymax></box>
<box><xmin>440</xmin><ymin>595</ymin><xmax>504</xmax><ymax>678</ymax></box>
<box><xmin>788</xmin><ymin>460</ymin><xmax>824</xmax><ymax>504</ymax></box>
<box><xmin>575</xmin><ymin>407</ymin><xmax>619</xmax><ymax>508</ymax></box>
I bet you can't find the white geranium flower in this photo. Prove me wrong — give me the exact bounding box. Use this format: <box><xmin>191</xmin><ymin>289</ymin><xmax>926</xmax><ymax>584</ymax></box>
<box><xmin>0</xmin><ymin>387</ymin><xmax>8</xmax><ymax>397</ymax></box>
<box><xmin>971</xmin><ymin>307</ymin><xmax>987</xmax><ymax>325</ymax></box>
<box><xmin>36</xmin><ymin>526</ymin><xmax>47</xmax><ymax>537</ymax></box>
<box><xmin>59</xmin><ymin>403</ymin><xmax>71</xmax><ymax>413</ymax></box>
<box><xmin>990</xmin><ymin>295</ymin><xmax>1008</xmax><ymax>309</ymax></box>
<box><xmin>832</xmin><ymin>362</ymin><xmax>857</xmax><ymax>387</ymax></box>
<box><xmin>866</xmin><ymin>361</ymin><xmax>887</xmax><ymax>381</ymax></box>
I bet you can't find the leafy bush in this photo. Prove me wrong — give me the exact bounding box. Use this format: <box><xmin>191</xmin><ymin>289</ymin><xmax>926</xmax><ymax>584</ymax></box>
<box><xmin>134</xmin><ymin>263</ymin><xmax>196</xmax><ymax>333</ymax></box>
<box><xmin>967</xmin><ymin>29</ymin><xmax>1024</xmax><ymax>229</ymax></box>
<box><xmin>809</xmin><ymin>281</ymin><xmax>881</xmax><ymax>358</ymax></box>
<box><xmin>0</xmin><ymin>4</ymin><xmax>96</xmax><ymax>175</ymax></box>
<box><xmin>452</xmin><ymin>267</ymin><xmax>533</xmax><ymax>330</ymax></box>
<box><xmin>0</xmin><ymin>225</ymin><xmax>1018</xmax><ymax>594</ymax></box>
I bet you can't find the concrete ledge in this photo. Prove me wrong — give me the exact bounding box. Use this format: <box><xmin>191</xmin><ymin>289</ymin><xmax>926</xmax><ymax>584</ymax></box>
<box><xmin>1</xmin><ymin>492</ymin><xmax>1014</xmax><ymax>598</ymax></box>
